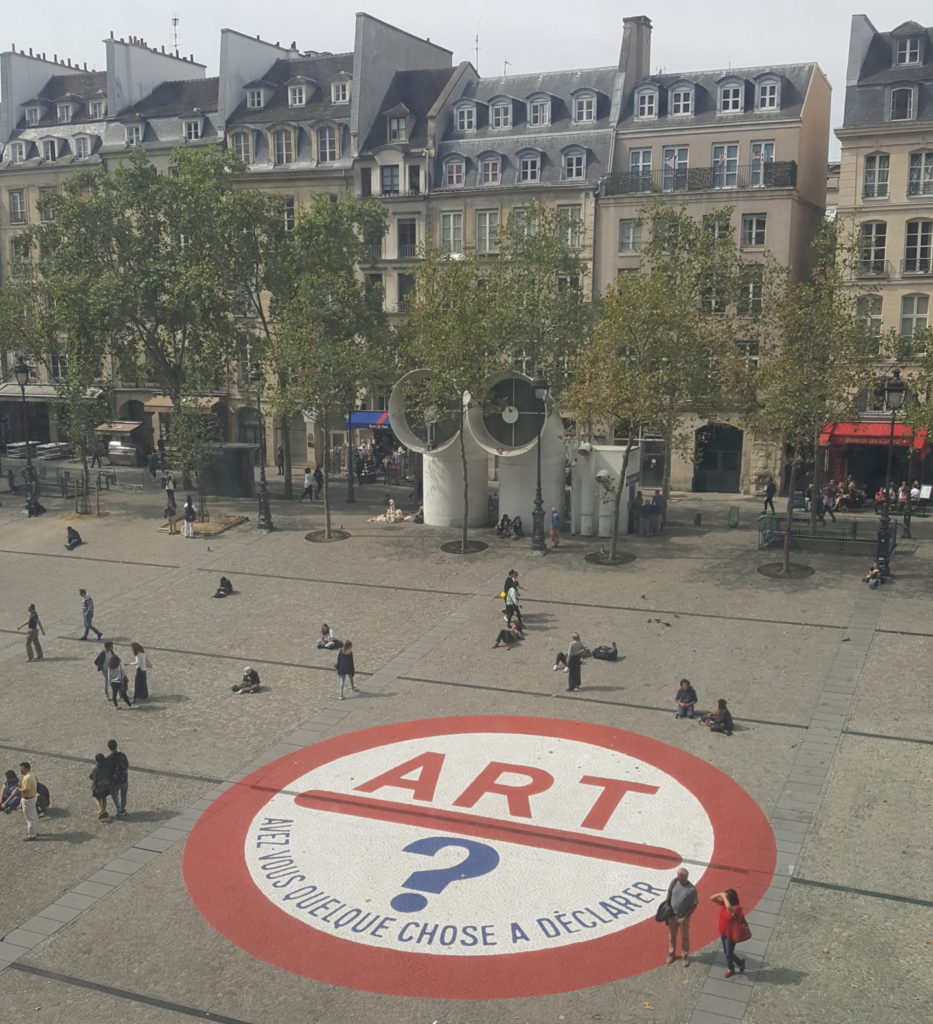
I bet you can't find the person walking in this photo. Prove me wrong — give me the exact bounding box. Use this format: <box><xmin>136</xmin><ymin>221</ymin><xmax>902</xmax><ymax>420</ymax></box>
<box><xmin>336</xmin><ymin>640</ymin><xmax>357</xmax><ymax>700</ymax></box>
<box><xmin>275</xmin><ymin>445</ymin><xmax>285</xmax><ymax>476</ymax></box>
<box><xmin>18</xmin><ymin>603</ymin><xmax>45</xmax><ymax>662</ymax></box>
<box><xmin>15</xmin><ymin>761</ymin><xmax>39</xmax><ymax>840</ymax></box>
<box><xmin>89</xmin><ymin>753</ymin><xmax>112</xmax><ymax>820</ymax></box>
<box><xmin>79</xmin><ymin>588</ymin><xmax>103</xmax><ymax>641</ymax></box>
<box><xmin>108</xmin><ymin>655</ymin><xmax>134</xmax><ymax>709</ymax></box>
<box><xmin>300</xmin><ymin>468</ymin><xmax>314</xmax><ymax>502</ymax></box>
<box><xmin>763</xmin><ymin>477</ymin><xmax>776</xmax><ymax>514</ymax></box>
<box><xmin>105</xmin><ymin>740</ymin><xmax>130</xmax><ymax>816</ymax></box>
<box><xmin>162</xmin><ymin>469</ymin><xmax>175</xmax><ymax>501</ymax></box>
<box><xmin>712</xmin><ymin>889</ymin><xmax>748</xmax><ymax>977</ymax></box>
<box><xmin>164</xmin><ymin>495</ymin><xmax>178</xmax><ymax>534</ymax></box>
<box><xmin>675</xmin><ymin>679</ymin><xmax>698</xmax><ymax>719</ymax></box>
<box><xmin>182</xmin><ymin>495</ymin><xmax>196</xmax><ymax>538</ymax></box>
<box><xmin>565</xmin><ymin>632</ymin><xmax>585</xmax><ymax>691</ymax></box>
<box><xmin>313</xmin><ymin>466</ymin><xmax>324</xmax><ymax>499</ymax></box>
<box><xmin>504</xmin><ymin>582</ymin><xmax>523</xmax><ymax>630</ymax></box>
<box><xmin>550</xmin><ymin>508</ymin><xmax>561</xmax><ymax>548</ymax></box>
<box><xmin>666</xmin><ymin>867</ymin><xmax>698</xmax><ymax>966</ymax></box>
<box><xmin>127</xmin><ymin>642</ymin><xmax>150</xmax><ymax>701</ymax></box>
<box><xmin>94</xmin><ymin>641</ymin><xmax>116</xmax><ymax>701</ymax></box>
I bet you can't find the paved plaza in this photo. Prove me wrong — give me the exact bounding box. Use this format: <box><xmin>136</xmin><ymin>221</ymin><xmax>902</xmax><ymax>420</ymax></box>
<box><xmin>0</xmin><ymin>474</ymin><xmax>929</xmax><ymax>1024</ymax></box>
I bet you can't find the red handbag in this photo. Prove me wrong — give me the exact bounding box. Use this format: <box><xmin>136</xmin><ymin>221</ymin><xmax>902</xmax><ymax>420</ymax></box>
<box><xmin>725</xmin><ymin>909</ymin><xmax>752</xmax><ymax>943</ymax></box>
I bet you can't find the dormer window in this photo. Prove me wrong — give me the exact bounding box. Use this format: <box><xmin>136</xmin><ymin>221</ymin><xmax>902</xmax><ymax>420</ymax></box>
<box><xmin>184</xmin><ymin>120</ymin><xmax>201</xmax><ymax>142</ymax></box>
<box><xmin>57</xmin><ymin>103</ymin><xmax>73</xmax><ymax>123</ymax></box>
<box><xmin>388</xmin><ymin>117</ymin><xmax>407</xmax><ymax>143</ymax></box>
<box><xmin>41</xmin><ymin>139</ymin><xmax>58</xmax><ymax>162</ymax></box>
<box><xmin>317</xmin><ymin>126</ymin><xmax>337</xmax><ymax>163</ymax></box>
<box><xmin>563</xmin><ymin>147</ymin><xmax>586</xmax><ymax>179</ymax></box>
<box><xmin>455</xmin><ymin>104</ymin><xmax>476</xmax><ymax>133</ymax></box>
<box><xmin>231</xmin><ymin>131</ymin><xmax>251</xmax><ymax>163</ymax></box>
<box><xmin>896</xmin><ymin>36</ymin><xmax>922</xmax><ymax>66</ymax></box>
<box><xmin>126</xmin><ymin>124</ymin><xmax>143</xmax><ymax>146</ymax></box>
<box><xmin>756</xmin><ymin>77</ymin><xmax>781</xmax><ymax>111</ymax></box>
<box><xmin>9</xmin><ymin>142</ymin><xmax>26</xmax><ymax>164</ymax></box>
<box><xmin>518</xmin><ymin>151</ymin><xmax>541</xmax><ymax>182</ymax></box>
<box><xmin>25</xmin><ymin>107</ymin><xmax>41</xmax><ymax>126</ymax></box>
<box><xmin>528</xmin><ymin>96</ymin><xmax>551</xmax><ymax>126</ymax></box>
<box><xmin>89</xmin><ymin>100</ymin><xmax>106</xmax><ymax>119</ymax></box>
<box><xmin>480</xmin><ymin>154</ymin><xmax>501</xmax><ymax>184</ymax></box>
<box><xmin>246</xmin><ymin>88</ymin><xmax>264</xmax><ymax>110</ymax></box>
<box><xmin>74</xmin><ymin>136</ymin><xmax>91</xmax><ymax>160</ymax></box>
<box><xmin>573</xmin><ymin>92</ymin><xmax>596</xmax><ymax>123</ymax></box>
<box><xmin>288</xmin><ymin>85</ymin><xmax>306</xmax><ymax>107</ymax></box>
<box><xmin>719</xmin><ymin>82</ymin><xmax>744</xmax><ymax>113</ymax></box>
<box><xmin>491</xmin><ymin>101</ymin><xmax>512</xmax><ymax>129</ymax></box>
<box><xmin>635</xmin><ymin>88</ymin><xmax>657</xmax><ymax>119</ymax></box>
<box><xmin>670</xmin><ymin>86</ymin><xmax>693</xmax><ymax>115</ymax></box>
<box><xmin>272</xmin><ymin>128</ymin><xmax>295</xmax><ymax>166</ymax></box>
<box><xmin>890</xmin><ymin>87</ymin><xmax>915</xmax><ymax>121</ymax></box>
<box><xmin>444</xmin><ymin>157</ymin><xmax>465</xmax><ymax>187</ymax></box>
<box><xmin>332</xmin><ymin>82</ymin><xmax>349</xmax><ymax>104</ymax></box>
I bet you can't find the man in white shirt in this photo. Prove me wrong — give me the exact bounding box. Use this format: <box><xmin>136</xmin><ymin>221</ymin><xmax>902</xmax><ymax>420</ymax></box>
<box><xmin>300</xmin><ymin>468</ymin><xmax>314</xmax><ymax>502</ymax></box>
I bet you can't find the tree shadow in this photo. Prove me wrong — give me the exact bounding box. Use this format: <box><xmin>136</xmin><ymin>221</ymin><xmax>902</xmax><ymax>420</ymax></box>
<box><xmin>117</xmin><ymin>808</ymin><xmax>180</xmax><ymax>823</ymax></box>
<box><xmin>752</xmin><ymin>965</ymin><xmax>809</xmax><ymax>986</ymax></box>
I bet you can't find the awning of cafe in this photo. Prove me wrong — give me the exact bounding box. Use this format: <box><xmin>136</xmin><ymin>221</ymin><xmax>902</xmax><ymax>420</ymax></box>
<box><xmin>94</xmin><ymin>421</ymin><xmax>143</xmax><ymax>435</ymax></box>
<box><xmin>820</xmin><ymin>421</ymin><xmax>930</xmax><ymax>455</ymax></box>
<box><xmin>143</xmin><ymin>395</ymin><xmax>221</xmax><ymax>412</ymax></box>
<box><xmin>346</xmin><ymin>410</ymin><xmax>391</xmax><ymax>429</ymax></box>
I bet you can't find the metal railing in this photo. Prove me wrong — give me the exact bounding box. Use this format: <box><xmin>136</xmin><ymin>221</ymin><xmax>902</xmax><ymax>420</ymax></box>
<box><xmin>901</xmin><ymin>258</ymin><xmax>933</xmax><ymax>276</ymax></box>
<box><xmin>397</xmin><ymin>243</ymin><xmax>418</xmax><ymax>259</ymax></box>
<box><xmin>604</xmin><ymin>160</ymin><xmax>797</xmax><ymax>196</ymax></box>
<box><xmin>855</xmin><ymin>259</ymin><xmax>892</xmax><ymax>278</ymax></box>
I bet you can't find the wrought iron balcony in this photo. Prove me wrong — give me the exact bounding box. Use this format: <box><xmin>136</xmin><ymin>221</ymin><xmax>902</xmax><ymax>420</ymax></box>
<box><xmin>907</xmin><ymin>179</ymin><xmax>933</xmax><ymax>197</ymax></box>
<box><xmin>855</xmin><ymin>258</ymin><xmax>891</xmax><ymax>278</ymax></box>
<box><xmin>397</xmin><ymin>243</ymin><xmax>418</xmax><ymax>259</ymax></box>
<box><xmin>901</xmin><ymin>258</ymin><xmax>933</xmax><ymax>276</ymax></box>
<box><xmin>604</xmin><ymin>160</ymin><xmax>797</xmax><ymax>196</ymax></box>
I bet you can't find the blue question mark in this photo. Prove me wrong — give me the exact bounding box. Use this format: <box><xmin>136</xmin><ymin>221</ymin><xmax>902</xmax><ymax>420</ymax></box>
<box><xmin>390</xmin><ymin>836</ymin><xmax>500</xmax><ymax>912</ymax></box>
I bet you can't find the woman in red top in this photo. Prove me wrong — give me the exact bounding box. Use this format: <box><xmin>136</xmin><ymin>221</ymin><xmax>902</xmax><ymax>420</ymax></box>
<box><xmin>711</xmin><ymin>889</ymin><xmax>747</xmax><ymax>977</ymax></box>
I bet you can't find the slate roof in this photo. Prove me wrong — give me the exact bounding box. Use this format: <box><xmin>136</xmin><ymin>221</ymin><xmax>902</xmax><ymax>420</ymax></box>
<box><xmin>227</xmin><ymin>53</ymin><xmax>354</xmax><ymax>124</ymax></box>
<box><xmin>619</xmin><ymin>63</ymin><xmax>815</xmax><ymax>127</ymax></box>
<box><xmin>434</xmin><ymin>66</ymin><xmax>617</xmax><ymax>190</ymax></box>
<box><xmin>361</xmin><ymin>67</ymin><xmax>456</xmax><ymax>151</ymax></box>
<box><xmin>843</xmin><ymin>23</ymin><xmax>933</xmax><ymax>128</ymax></box>
<box><xmin>122</xmin><ymin>78</ymin><xmax>219</xmax><ymax>118</ymax></box>
<box><xmin>17</xmin><ymin>70</ymin><xmax>107</xmax><ymax>128</ymax></box>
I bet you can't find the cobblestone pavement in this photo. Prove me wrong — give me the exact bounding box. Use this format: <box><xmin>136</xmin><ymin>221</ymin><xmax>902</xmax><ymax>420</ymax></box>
<box><xmin>0</xmin><ymin>477</ymin><xmax>930</xmax><ymax>1024</ymax></box>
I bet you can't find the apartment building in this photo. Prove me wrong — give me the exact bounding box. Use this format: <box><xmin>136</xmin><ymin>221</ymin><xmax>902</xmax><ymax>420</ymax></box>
<box><xmin>829</xmin><ymin>16</ymin><xmax>933</xmax><ymax>488</ymax></box>
<box><xmin>593</xmin><ymin>16</ymin><xmax>830</xmax><ymax>493</ymax></box>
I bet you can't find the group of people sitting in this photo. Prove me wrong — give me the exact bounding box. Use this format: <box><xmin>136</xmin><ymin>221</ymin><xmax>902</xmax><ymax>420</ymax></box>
<box><xmin>675</xmin><ymin>679</ymin><xmax>734</xmax><ymax>735</ymax></box>
<box><xmin>368</xmin><ymin>499</ymin><xmax>413</xmax><ymax>523</ymax></box>
<box><xmin>496</xmin><ymin>514</ymin><xmax>525</xmax><ymax>539</ymax></box>
<box><xmin>1</xmin><ymin>768</ymin><xmax>50</xmax><ymax>814</ymax></box>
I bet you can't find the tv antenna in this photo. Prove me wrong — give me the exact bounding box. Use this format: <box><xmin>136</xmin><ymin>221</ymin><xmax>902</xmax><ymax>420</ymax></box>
<box><xmin>504</xmin><ymin>60</ymin><xmax>511</xmax><ymax>76</ymax></box>
<box><xmin>171</xmin><ymin>15</ymin><xmax>180</xmax><ymax>57</ymax></box>
<box><xmin>474</xmin><ymin>1</ymin><xmax>489</xmax><ymax>72</ymax></box>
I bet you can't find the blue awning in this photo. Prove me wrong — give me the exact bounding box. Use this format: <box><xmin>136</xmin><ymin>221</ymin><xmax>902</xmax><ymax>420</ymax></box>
<box><xmin>346</xmin><ymin>411</ymin><xmax>391</xmax><ymax>429</ymax></box>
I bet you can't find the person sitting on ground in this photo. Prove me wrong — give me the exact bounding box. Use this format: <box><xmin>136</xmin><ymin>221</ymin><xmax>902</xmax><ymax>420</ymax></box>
<box><xmin>864</xmin><ymin>560</ymin><xmax>882</xmax><ymax>588</ymax></box>
<box><xmin>232</xmin><ymin>666</ymin><xmax>261</xmax><ymax>693</ymax></box>
<box><xmin>317</xmin><ymin>624</ymin><xmax>341</xmax><ymax>649</ymax></box>
<box><xmin>492</xmin><ymin>621</ymin><xmax>524</xmax><ymax>649</ymax></box>
<box><xmin>553</xmin><ymin>633</ymin><xmax>588</xmax><ymax>670</ymax></box>
<box><xmin>496</xmin><ymin>514</ymin><xmax>513</xmax><ymax>538</ymax></box>
<box><xmin>0</xmin><ymin>769</ymin><xmax>21</xmax><ymax>813</ymax></box>
<box><xmin>675</xmin><ymin>678</ymin><xmax>699</xmax><ymax>719</ymax></box>
<box><xmin>702</xmin><ymin>698</ymin><xmax>734</xmax><ymax>736</ymax></box>
<box><xmin>213</xmin><ymin>576</ymin><xmax>234</xmax><ymax>598</ymax></box>
<box><xmin>65</xmin><ymin>526</ymin><xmax>83</xmax><ymax>551</ymax></box>
<box><xmin>511</xmin><ymin>515</ymin><xmax>524</xmax><ymax>538</ymax></box>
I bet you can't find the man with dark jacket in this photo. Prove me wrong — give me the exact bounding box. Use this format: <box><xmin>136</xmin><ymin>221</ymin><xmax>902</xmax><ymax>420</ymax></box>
<box><xmin>105</xmin><ymin>740</ymin><xmax>129</xmax><ymax>816</ymax></box>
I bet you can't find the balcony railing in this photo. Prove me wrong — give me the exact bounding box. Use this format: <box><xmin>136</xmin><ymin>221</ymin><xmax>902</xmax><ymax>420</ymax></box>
<box><xmin>604</xmin><ymin>160</ymin><xmax>797</xmax><ymax>196</ymax></box>
<box><xmin>364</xmin><ymin>243</ymin><xmax>382</xmax><ymax>261</ymax></box>
<box><xmin>901</xmin><ymin>258</ymin><xmax>933</xmax><ymax>276</ymax></box>
<box><xmin>907</xmin><ymin>179</ymin><xmax>933</xmax><ymax>197</ymax></box>
<box><xmin>397</xmin><ymin>243</ymin><xmax>418</xmax><ymax>259</ymax></box>
<box><xmin>856</xmin><ymin>259</ymin><xmax>891</xmax><ymax>278</ymax></box>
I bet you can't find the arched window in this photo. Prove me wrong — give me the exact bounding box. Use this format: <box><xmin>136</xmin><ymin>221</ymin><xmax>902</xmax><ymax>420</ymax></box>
<box><xmin>908</xmin><ymin>151</ymin><xmax>933</xmax><ymax>197</ymax></box>
<box><xmin>904</xmin><ymin>219</ymin><xmax>932</xmax><ymax>273</ymax></box>
<box><xmin>755</xmin><ymin>76</ymin><xmax>781</xmax><ymax>110</ymax></box>
<box><xmin>890</xmin><ymin>87</ymin><xmax>914</xmax><ymax>121</ymax></box>
<box><xmin>231</xmin><ymin>131</ymin><xmax>251</xmax><ymax>163</ymax></box>
<box><xmin>527</xmin><ymin>94</ymin><xmax>551</xmax><ymax>126</ymax></box>
<box><xmin>454</xmin><ymin>103</ymin><xmax>476</xmax><ymax>133</ymax></box>
<box><xmin>272</xmin><ymin>128</ymin><xmax>294</xmax><ymax>166</ymax></box>
<box><xmin>562</xmin><ymin>146</ymin><xmax>586</xmax><ymax>180</ymax></box>
<box><xmin>572</xmin><ymin>91</ymin><xmax>596</xmax><ymax>123</ymax></box>
<box><xmin>717</xmin><ymin>77</ymin><xmax>745</xmax><ymax>113</ymax></box>
<box><xmin>634</xmin><ymin>87</ymin><xmax>658</xmax><ymax>119</ymax></box>
<box><xmin>478</xmin><ymin>153</ymin><xmax>501</xmax><ymax>185</ymax></box>
<box><xmin>863</xmin><ymin>153</ymin><xmax>889</xmax><ymax>198</ymax></box>
<box><xmin>317</xmin><ymin>126</ymin><xmax>337</xmax><ymax>163</ymax></box>
<box><xmin>443</xmin><ymin>156</ymin><xmax>465</xmax><ymax>187</ymax></box>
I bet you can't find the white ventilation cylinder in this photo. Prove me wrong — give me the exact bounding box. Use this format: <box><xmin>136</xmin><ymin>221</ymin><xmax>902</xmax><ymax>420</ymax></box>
<box><xmin>494</xmin><ymin>411</ymin><xmax>566</xmax><ymax>527</ymax></box>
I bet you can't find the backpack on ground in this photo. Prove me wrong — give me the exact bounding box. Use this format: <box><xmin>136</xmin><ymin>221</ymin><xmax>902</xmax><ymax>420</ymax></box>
<box><xmin>592</xmin><ymin>643</ymin><xmax>618</xmax><ymax>661</ymax></box>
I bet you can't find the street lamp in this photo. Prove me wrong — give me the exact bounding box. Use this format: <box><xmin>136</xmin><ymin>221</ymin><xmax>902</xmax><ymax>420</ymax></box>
<box><xmin>250</xmin><ymin>368</ymin><xmax>274</xmax><ymax>531</ymax></box>
<box><xmin>13</xmin><ymin>356</ymin><xmax>43</xmax><ymax>517</ymax></box>
<box><xmin>530</xmin><ymin>375</ymin><xmax>549</xmax><ymax>554</ymax></box>
<box><xmin>876</xmin><ymin>366</ymin><xmax>906</xmax><ymax>578</ymax></box>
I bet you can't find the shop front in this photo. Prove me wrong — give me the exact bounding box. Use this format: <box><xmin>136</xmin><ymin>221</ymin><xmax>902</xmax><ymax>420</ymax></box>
<box><xmin>819</xmin><ymin>421</ymin><xmax>931</xmax><ymax>491</ymax></box>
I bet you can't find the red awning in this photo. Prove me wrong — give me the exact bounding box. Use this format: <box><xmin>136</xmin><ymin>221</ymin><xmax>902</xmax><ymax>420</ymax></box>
<box><xmin>820</xmin><ymin>421</ymin><xmax>930</xmax><ymax>454</ymax></box>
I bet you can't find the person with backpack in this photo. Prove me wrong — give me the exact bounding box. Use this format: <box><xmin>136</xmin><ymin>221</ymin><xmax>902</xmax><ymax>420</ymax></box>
<box><xmin>94</xmin><ymin>641</ymin><xmax>116</xmax><ymax>701</ymax></box>
<box><xmin>504</xmin><ymin>583</ymin><xmax>523</xmax><ymax>630</ymax></box>
<box><xmin>89</xmin><ymin>753</ymin><xmax>112</xmax><ymax>820</ymax></box>
<box><xmin>182</xmin><ymin>495</ymin><xmax>197</xmax><ymax>538</ymax></box>
<box><xmin>105</xmin><ymin>740</ymin><xmax>129</xmax><ymax>816</ymax></box>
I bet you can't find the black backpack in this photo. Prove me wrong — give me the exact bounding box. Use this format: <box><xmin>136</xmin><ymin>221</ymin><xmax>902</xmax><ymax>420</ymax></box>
<box><xmin>592</xmin><ymin>644</ymin><xmax>618</xmax><ymax>661</ymax></box>
<box><xmin>94</xmin><ymin>650</ymin><xmax>108</xmax><ymax>670</ymax></box>
<box><xmin>109</xmin><ymin>753</ymin><xmax>129</xmax><ymax>785</ymax></box>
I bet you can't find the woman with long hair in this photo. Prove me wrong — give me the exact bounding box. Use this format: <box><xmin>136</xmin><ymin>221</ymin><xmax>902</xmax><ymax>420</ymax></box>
<box><xmin>336</xmin><ymin>640</ymin><xmax>357</xmax><ymax>700</ymax></box>
<box><xmin>108</xmin><ymin>655</ymin><xmax>133</xmax><ymax>709</ymax></box>
<box><xmin>128</xmin><ymin>642</ymin><xmax>150</xmax><ymax>701</ymax></box>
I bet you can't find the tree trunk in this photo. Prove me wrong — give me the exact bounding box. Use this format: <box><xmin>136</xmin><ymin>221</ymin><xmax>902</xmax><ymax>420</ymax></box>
<box><xmin>607</xmin><ymin>441</ymin><xmax>634</xmax><ymax>561</ymax></box>
<box><xmin>662</xmin><ymin>406</ymin><xmax>675</xmax><ymax>502</ymax></box>
<box><xmin>458</xmin><ymin>403</ymin><xmax>469</xmax><ymax>553</ymax></box>
<box><xmin>280</xmin><ymin>414</ymin><xmax>293</xmax><ymax>499</ymax></box>
<box><xmin>322</xmin><ymin>423</ymin><xmax>332</xmax><ymax>540</ymax></box>
<box><xmin>809</xmin><ymin>426</ymin><xmax>823</xmax><ymax>535</ymax></box>
<box><xmin>78</xmin><ymin>433</ymin><xmax>92</xmax><ymax>515</ymax></box>
<box><xmin>781</xmin><ymin>453</ymin><xmax>798</xmax><ymax>575</ymax></box>
<box><xmin>346</xmin><ymin>419</ymin><xmax>356</xmax><ymax>503</ymax></box>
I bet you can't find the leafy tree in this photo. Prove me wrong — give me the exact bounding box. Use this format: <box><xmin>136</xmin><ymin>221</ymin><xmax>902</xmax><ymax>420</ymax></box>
<box><xmin>167</xmin><ymin>404</ymin><xmax>223</xmax><ymax>520</ymax></box>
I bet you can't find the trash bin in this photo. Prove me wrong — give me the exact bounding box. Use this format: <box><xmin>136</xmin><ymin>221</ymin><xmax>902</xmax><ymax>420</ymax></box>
<box><xmin>728</xmin><ymin>505</ymin><xmax>740</xmax><ymax>528</ymax></box>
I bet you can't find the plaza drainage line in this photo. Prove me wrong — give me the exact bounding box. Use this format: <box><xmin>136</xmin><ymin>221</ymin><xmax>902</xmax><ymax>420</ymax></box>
<box><xmin>0</xmin><ymin>743</ymin><xmax>226</xmax><ymax>785</ymax></box>
<box><xmin>841</xmin><ymin>728</ymin><xmax>933</xmax><ymax>746</ymax></box>
<box><xmin>0</xmin><ymin>548</ymin><xmax>180</xmax><ymax>569</ymax></box>
<box><xmin>6</xmin><ymin>964</ymin><xmax>257</xmax><ymax>1024</ymax></box>
<box><xmin>396</xmin><ymin>675</ymin><xmax>808</xmax><ymax>730</ymax></box>
<box><xmin>790</xmin><ymin>877</ymin><xmax>933</xmax><ymax>908</ymax></box>
<box><xmin>195</xmin><ymin>565</ymin><xmax>472</xmax><ymax>597</ymax></box>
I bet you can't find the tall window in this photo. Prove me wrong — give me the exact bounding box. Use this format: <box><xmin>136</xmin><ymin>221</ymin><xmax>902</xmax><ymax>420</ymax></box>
<box><xmin>41</xmin><ymin>139</ymin><xmax>57</xmax><ymax>162</ymax></box>
<box><xmin>908</xmin><ymin>152</ymin><xmax>933</xmax><ymax>197</ymax></box>
<box><xmin>332</xmin><ymin>82</ymin><xmax>349</xmax><ymax>103</ymax></box>
<box><xmin>859</xmin><ymin>222</ymin><xmax>887</xmax><ymax>273</ymax></box>
<box><xmin>529</xmin><ymin>98</ymin><xmax>550</xmax><ymax>126</ymax></box>
<box><xmin>890</xmin><ymin>88</ymin><xmax>913</xmax><ymax>121</ymax></box>
<box><xmin>750</xmin><ymin>140</ymin><xmax>774</xmax><ymax>187</ymax></box>
<box><xmin>57</xmin><ymin>103</ymin><xmax>73</xmax><ymax>123</ymax></box>
<box><xmin>629</xmin><ymin>149</ymin><xmax>652</xmax><ymax>191</ymax></box>
<box><xmin>662</xmin><ymin>146</ymin><xmax>688</xmax><ymax>192</ymax></box>
<box><xmin>636</xmin><ymin>90</ymin><xmax>657</xmax><ymax>118</ymax></box>
<box><xmin>480</xmin><ymin>156</ymin><xmax>500</xmax><ymax>184</ymax></box>
<box><xmin>380</xmin><ymin>165</ymin><xmax>400</xmax><ymax>194</ymax></box>
<box><xmin>74</xmin><ymin>136</ymin><xmax>91</xmax><ymax>160</ymax></box>
<box><xmin>9</xmin><ymin>142</ymin><xmax>26</xmax><ymax>164</ymax></box>
<box><xmin>397</xmin><ymin>273</ymin><xmax>415</xmax><ymax>310</ymax></box>
<box><xmin>388</xmin><ymin>117</ymin><xmax>407</xmax><ymax>142</ymax></box>
<box><xmin>719</xmin><ymin>85</ymin><xmax>743</xmax><ymax>112</ymax></box>
<box><xmin>741</xmin><ymin>214</ymin><xmax>767</xmax><ymax>247</ymax></box>
<box><xmin>273</xmin><ymin>129</ymin><xmax>294</xmax><ymax>165</ymax></box>
<box><xmin>184</xmin><ymin>120</ymin><xmax>201</xmax><ymax>141</ymax></box>
<box><xmin>317</xmin><ymin>127</ymin><xmax>337</xmax><ymax>162</ymax></box>
<box><xmin>39</xmin><ymin>188</ymin><xmax>56</xmax><ymax>222</ymax></box>
<box><xmin>288</xmin><ymin>85</ymin><xmax>305</xmax><ymax>107</ymax></box>
<box><xmin>737</xmin><ymin>267</ymin><xmax>764</xmax><ymax>315</ymax></box>
<box><xmin>712</xmin><ymin>143</ymin><xmax>738</xmax><ymax>188</ymax></box>
<box><xmin>519</xmin><ymin>154</ymin><xmax>540</xmax><ymax>182</ymax></box>
<box><xmin>904</xmin><ymin>220</ymin><xmax>933</xmax><ymax>273</ymax></box>
<box><xmin>574</xmin><ymin>94</ymin><xmax>595</xmax><ymax>122</ymax></box>
<box><xmin>441</xmin><ymin>212</ymin><xmax>463</xmax><ymax>254</ymax></box>
<box><xmin>896</xmin><ymin>37</ymin><xmax>921</xmax><ymax>65</ymax></box>
<box><xmin>704</xmin><ymin>213</ymin><xmax>731</xmax><ymax>240</ymax></box>
<box><xmin>564</xmin><ymin>152</ymin><xmax>585</xmax><ymax>179</ymax></box>
<box><xmin>126</xmin><ymin>124</ymin><xmax>142</xmax><ymax>146</ymax></box>
<box><xmin>49</xmin><ymin>350</ymin><xmax>68</xmax><ymax>380</ymax></box>
<box><xmin>282</xmin><ymin>196</ymin><xmax>295</xmax><ymax>232</ymax></box>
<box><xmin>857</xmin><ymin>295</ymin><xmax>883</xmax><ymax>339</ymax></box>
<box><xmin>618</xmin><ymin>219</ymin><xmax>641</xmax><ymax>252</ymax></box>
<box><xmin>10</xmin><ymin>236</ymin><xmax>26</xmax><ymax>276</ymax></box>
<box><xmin>444</xmin><ymin>159</ymin><xmax>464</xmax><ymax>187</ymax></box>
<box><xmin>901</xmin><ymin>294</ymin><xmax>929</xmax><ymax>341</ymax></box>
<box><xmin>232</xmin><ymin>132</ymin><xmax>251</xmax><ymax>162</ymax></box>
<box><xmin>670</xmin><ymin>88</ymin><xmax>692</xmax><ymax>115</ymax></box>
<box><xmin>9</xmin><ymin>189</ymin><xmax>26</xmax><ymax>224</ymax></box>
<box><xmin>558</xmin><ymin>205</ymin><xmax>582</xmax><ymax>249</ymax></box>
<box><xmin>456</xmin><ymin>106</ymin><xmax>475</xmax><ymax>132</ymax></box>
<box><xmin>25</xmin><ymin>107</ymin><xmax>40</xmax><ymax>126</ymax></box>
<box><xmin>476</xmin><ymin>210</ymin><xmax>500</xmax><ymax>253</ymax></box>
<box><xmin>491</xmin><ymin>103</ymin><xmax>511</xmax><ymax>129</ymax></box>
<box><xmin>397</xmin><ymin>219</ymin><xmax>416</xmax><ymax>258</ymax></box>
<box><xmin>89</xmin><ymin>100</ymin><xmax>106</xmax><ymax>119</ymax></box>
<box><xmin>863</xmin><ymin>153</ymin><xmax>890</xmax><ymax>198</ymax></box>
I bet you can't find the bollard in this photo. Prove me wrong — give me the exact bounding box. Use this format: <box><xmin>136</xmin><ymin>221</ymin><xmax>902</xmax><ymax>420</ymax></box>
<box><xmin>728</xmin><ymin>506</ymin><xmax>740</xmax><ymax>528</ymax></box>
<box><xmin>693</xmin><ymin>512</ymin><xmax>702</xmax><ymax>526</ymax></box>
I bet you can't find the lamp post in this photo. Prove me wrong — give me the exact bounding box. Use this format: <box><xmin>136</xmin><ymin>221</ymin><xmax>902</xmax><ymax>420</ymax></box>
<box><xmin>346</xmin><ymin>415</ymin><xmax>356</xmax><ymax>504</ymax></box>
<box><xmin>530</xmin><ymin>375</ymin><xmax>549</xmax><ymax>554</ymax></box>
<box><xmin>876</xmin><ymin>366</ymin><xmax>906</xmax><ymax>578</ymax></box>
<box><xmin>250</xmin><ymin>369</ymin><xmax>274</xmax><ymax>531</ymax></box>
<box><xmin>13</xmin><ymin>357</ymin><xmax>42</xmax><ymax>517</ymax></box>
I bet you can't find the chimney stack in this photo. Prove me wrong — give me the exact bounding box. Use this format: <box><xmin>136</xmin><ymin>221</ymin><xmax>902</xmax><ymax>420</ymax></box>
<box><xmin>619</xmin><ymin>15</ymin><xmax>652</xmax><ymax>81</ymax></box>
